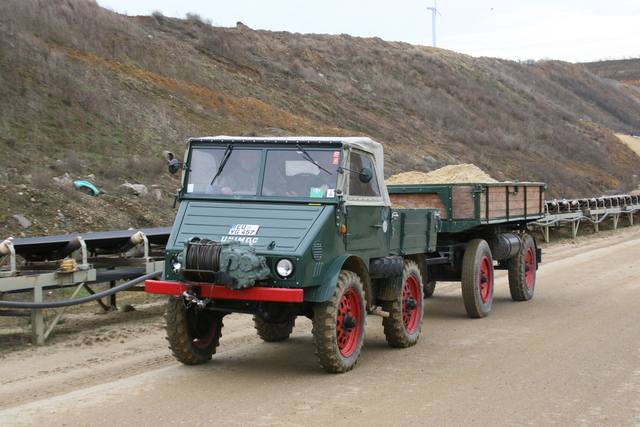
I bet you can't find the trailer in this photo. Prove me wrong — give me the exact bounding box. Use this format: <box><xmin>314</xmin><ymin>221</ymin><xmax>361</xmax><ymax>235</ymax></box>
<box><xmin>145</xmin><ymin>136</ymin><xmax>546</xmax><ymax>372</ymax></box>
<box><xmin>387</xmin><ymin>182</ymin><xmax>545</xmax><ymax>317</ymax></box>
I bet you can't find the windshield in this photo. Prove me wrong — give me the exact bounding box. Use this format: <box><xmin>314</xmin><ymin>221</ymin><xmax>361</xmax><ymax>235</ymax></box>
<box><xmin>185</xmin><ymin>147</ymin><xmax>341</xmax><ymax>199</ymax></box>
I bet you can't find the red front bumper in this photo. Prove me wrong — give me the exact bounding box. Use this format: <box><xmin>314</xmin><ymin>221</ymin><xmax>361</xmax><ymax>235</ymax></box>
<box><xmin>145</xmin><ymin>280</ymin><xmax>305</xmax><ymax>303</ymax></box>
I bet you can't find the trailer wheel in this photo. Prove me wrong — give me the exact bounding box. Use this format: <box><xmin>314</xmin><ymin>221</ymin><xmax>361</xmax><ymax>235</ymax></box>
<box><xmin>508</xmin><ymin>234</ymin><xmax>536</xmax><ymax>301</ymax></box>
<box><xmin>312</xmin><ymin>270</ymin><xmax>366</xmax><ymax>373</ymax></box>
<box><xmin>164</xmin><ymin>296</ymin><xmax>223</xmax><ymax>365</ymax></box>
<box><xmin>461</xmin><ymin>239</ymin><xmax>494</xmax><ymax>318</ymax></box>
<box><xmin>381</xmin><ymin>260</ymin><xmax>424</xmax><ymax>348</ymax></box>
<box><xmin>253</xmin><ymin>315</ymin><xmax>296</xmax><ymax>342</ymax></box>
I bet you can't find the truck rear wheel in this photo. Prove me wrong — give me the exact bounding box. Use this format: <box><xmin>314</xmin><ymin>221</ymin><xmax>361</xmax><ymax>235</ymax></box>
<box><xmin>423</xmin><ymin>279</ymin><xmax>436</xmax><ymax>298</ymax></box>
<box><xmin>164</xmin><ymin>296</ymin><xmax>223</xmax><ymax>365</ymax></box>
<box><xmin>253</xmin><ymin>315</ymin><xmax>296</xmax><ymax>342</ymax></box>
<box><xmin>312</xmin><ymin>270</ymin><xmax>366</xmax><ymax>373</ymax></box>
<box><xmin>381</xmin><ymin>260</ymin><xmax>424</xmax><ymax>348</ymax></box>
<box><xmin>508</xmin><ymin>234</ymin><xmax>536</xmax><ymax>301</ymax></box>
<box><xmin>461</xmin><ymin>239</ymin><xmax>494</xmax><ymax>318</ymax></box>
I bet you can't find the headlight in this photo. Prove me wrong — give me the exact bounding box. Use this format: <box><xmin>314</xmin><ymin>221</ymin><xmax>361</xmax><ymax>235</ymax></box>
<box><xmin>170</xmin><ymin>253</ymin><xmax>182</xmax><ymax>274</ymax></box>
<box><xmin>172</xmin><ymin>261</ymin><xmax>182</xmax><ymax>274</ymax></box>
<box><xmin>276</xmin><ymin>258</ymin><xmax>295</xmax><ymax>279</ymax></box>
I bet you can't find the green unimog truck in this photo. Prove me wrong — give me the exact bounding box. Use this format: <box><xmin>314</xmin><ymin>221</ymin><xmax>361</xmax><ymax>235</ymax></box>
<box><xmin>145</xmin><ymin>136</ymin><xmax>546</xmax><ymax>372</ymax></box>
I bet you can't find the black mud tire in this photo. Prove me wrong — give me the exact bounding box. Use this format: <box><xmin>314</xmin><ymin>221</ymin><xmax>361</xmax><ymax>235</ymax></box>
<box><xmin>508</xmin><ymin>233</ymin><xmax>537</xmax><ymax>301</ymax></box>
<box><xmin>312</xmin><ymin>270</ymin><xmax>366</xmax><ymax>373</ymax></box>
<box><xmin>461</xmin><ymin>239</ymin><xmax>494</xmax><ymax>318</ymax></box>
<box><xmin>253</xmin><ymin>315</ymin><xmax>296</xmax><ymax>342</ymax></box>
<box><xmin>423</xmin><ymin>279</ymin><xmax>437</xmax><ymax>298</ymax></box>
<box><xmin>381</xmin><ymin>260</ymin><xmax>424</xmax><ymax>348</ymax></box>
<box><xmin>164</xmin><ymin>297</ymin><xmax>223</xmax><ymax>365</ymax></box>
<box><xmin>417</xmin><ymin>260</ymin><xmax>436</xmax><ymax>298</ymax></box>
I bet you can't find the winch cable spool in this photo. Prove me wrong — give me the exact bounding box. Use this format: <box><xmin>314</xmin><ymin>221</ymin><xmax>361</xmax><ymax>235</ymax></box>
<box><xmin>0</xmin><ymin>270</ymin><xmax>162</xmax><ymax>309</ymax></box>
<box><xmin>184</xmin><ymin>238</ymin><xmax>222</xmax><ymax>283</ymax></box>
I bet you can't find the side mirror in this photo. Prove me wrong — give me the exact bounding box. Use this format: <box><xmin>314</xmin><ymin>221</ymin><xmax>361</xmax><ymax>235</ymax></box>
<box><xmin>359</xmin><ymin>167</ymin><xmax>373</xmax><ymax>183</ymax></box>
<box><xmin>168</xmin><ymin>158</ymin><xmax>183</xmax><ymax>174</ymax></box>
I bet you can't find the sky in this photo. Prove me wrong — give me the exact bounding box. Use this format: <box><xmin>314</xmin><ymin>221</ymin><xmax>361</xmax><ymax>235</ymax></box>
<box><xmin>96</xmin><ymin>0</ymin><xmax>640</xmax><ymax>63</ymax></box>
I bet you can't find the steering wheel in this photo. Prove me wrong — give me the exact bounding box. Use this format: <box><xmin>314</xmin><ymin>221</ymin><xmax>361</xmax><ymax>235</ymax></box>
<box><xmin>288</xmin><ymin>173</ymin><xmax>328</xmax><ymax>197</ymax></box>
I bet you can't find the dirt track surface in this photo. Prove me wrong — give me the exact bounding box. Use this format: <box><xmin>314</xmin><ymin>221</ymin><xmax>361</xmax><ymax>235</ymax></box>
<box><xmin>1</xmin><ymin>227</ymin><xmax>640</xmax><ymax>426</ymax></box>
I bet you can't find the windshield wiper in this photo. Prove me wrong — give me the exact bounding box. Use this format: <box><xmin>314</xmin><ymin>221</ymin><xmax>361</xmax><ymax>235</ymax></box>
<box><xmin>210</xmin><ymin>144</ymin><xmax>234</xmax><ymax>185</ymax></box>
<box><xmin>296</xmin><ymin>143</ymin><xmax>332</xmax><ymax>175</ymax></box>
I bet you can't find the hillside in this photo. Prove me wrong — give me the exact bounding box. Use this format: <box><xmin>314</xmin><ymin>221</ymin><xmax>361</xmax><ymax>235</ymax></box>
<box><xmin>583</xmin><ymin>58</ymin><xmax>640</xmax><ymax>88</ymax></box>
<box><xmin>1</xmin><ymin>0</ymin><xmax>640</xmax><ymax>239</ymax></box>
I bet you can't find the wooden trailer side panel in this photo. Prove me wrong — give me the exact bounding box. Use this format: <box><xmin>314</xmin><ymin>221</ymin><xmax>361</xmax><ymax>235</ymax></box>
<box><xmin>387</xmin><ymin>182</ymin><xmax>545</xmax><ymax>232</ymax></box>
<box><xmin>480</xmin><ymin>185</ymin><xmax>543</xmax><ymax>220</ymax></box>
<box><xmin>451</xmin><ymin>185</ymin><xmax>475</xmax><ymax>219</ymax></box>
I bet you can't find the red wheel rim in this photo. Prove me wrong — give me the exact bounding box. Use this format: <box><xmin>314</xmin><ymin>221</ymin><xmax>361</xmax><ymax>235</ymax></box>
<box><xmin>336</xmin><ymin>288</ymin><xmax>362</xmax><ymax>357</ymax></box>
<box><xmin>524</xmin><ymin>247</ymin><xmax>535</xmax><ymax>290</ymax></box>
<box><xmin>192</xmin><ymin>318</ymin><xmax>218</xmax><ymax>349</ymax></box>
<box><xmin>478</xmin><ymin>254</ymin><xmax>493</xmax><ymax>304</ymax></box>
<box><xmin>402</xmin><ymin>274</ymin><xmax>421</xmax><ymax>334</ymax></box>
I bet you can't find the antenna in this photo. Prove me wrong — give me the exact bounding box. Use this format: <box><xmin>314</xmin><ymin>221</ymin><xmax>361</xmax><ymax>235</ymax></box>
<box><xmin>426</xmin><ymin>0</ymin><xmax>443</xmax><ymax>47</ymax></box>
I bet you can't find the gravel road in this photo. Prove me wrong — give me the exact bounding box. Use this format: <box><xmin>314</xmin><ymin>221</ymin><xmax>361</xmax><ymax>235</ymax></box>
<box><xmin>1</xmin><ymin>227</ymin><xmax>639</xmax><ymax>426</ymax></box>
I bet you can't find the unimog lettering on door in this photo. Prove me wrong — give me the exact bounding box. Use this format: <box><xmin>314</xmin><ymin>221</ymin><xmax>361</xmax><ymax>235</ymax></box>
<box><xmin>146</xmin><ymin>136</ymin><xmax>546</xmax><ymax>372</ymax></box>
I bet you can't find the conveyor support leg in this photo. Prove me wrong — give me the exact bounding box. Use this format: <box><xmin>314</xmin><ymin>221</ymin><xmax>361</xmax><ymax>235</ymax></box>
<box><xmin>30</xmin><ymin>286</ymin><xmax>44</xmax><ymax>345</ymax></box>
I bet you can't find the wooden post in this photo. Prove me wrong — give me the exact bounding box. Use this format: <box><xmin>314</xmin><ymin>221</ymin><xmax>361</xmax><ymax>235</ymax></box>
<box><xmin>30</xmin><ymin>285</ymin><xmax>44</xmax><ymax>345</ymax></box>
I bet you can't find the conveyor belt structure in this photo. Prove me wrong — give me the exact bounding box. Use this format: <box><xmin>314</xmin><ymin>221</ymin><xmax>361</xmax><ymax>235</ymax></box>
<box><xmin>0</xmin><ymin>228</ymin><xmax>170</xmax><ymax>344</ymax></box>
<box><xmin>531</xmin><ymin>195</ymin><xmax>640</xmax><ymax>242</ymax></box>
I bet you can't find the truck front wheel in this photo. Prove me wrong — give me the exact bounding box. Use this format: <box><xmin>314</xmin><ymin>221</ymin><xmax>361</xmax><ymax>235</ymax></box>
<box><xmin>253</xmin><ymin>315</ymin><xmax>296</xmax><ymax>342</ymax></box>
<box><xmin>508</xmin><ymin>233</ymin><xmax>536</xmax><ymax>301</ymax></box>
<box><xmin>312</xmin><ymin>270</ymin><xmax>366</xmax><ymax>373</ymax></box>
<box><xmin>165</xmin><ymin>296</ymin><xmax>224</xmax><ymax>365</ymax></box>
<box><xmin>461</xmin><ymin>239</ymin><xmax>494</xmax><ymax>318</ymax></box>
<box><xmin>381</xmin><ymin>260</ymin><xmax>424</xmax><ymax>348</ymax></box>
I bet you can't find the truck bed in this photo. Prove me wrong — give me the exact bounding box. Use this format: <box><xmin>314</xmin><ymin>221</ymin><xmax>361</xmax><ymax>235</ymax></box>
<box><xmin>388</xmin><ymin>182</ymin><xmax>546</xmax><ymax>233</ymax></box>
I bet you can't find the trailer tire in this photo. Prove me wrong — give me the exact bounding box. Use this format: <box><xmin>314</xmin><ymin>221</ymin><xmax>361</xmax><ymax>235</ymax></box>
<box><xmin>253</xmin><ymin>315</ymin><xmax>296</xmax><ymax>342</ymax></box>
<box><xmin>508</xmin><ymin>234</ymin><xmax>536</xmax><ymax>301</ymax></box>
<box><xmin>164</xmin><ymin>296</ymin><xmax>223</xmax><ymax>365</ymax></box>
<box><xmin>381</xmin><ymin>260</ymin><xmax>424</xmax><ymax>348</ymax></box>
<box><xmin>312</xmin><ymin>270</ymin><xmax>366</xmax><ymax>373</ymax></box>
<box><xmin>461</xmin><ymin>239</ymin><xmax>494</xmax><ymax>318</ymax></box>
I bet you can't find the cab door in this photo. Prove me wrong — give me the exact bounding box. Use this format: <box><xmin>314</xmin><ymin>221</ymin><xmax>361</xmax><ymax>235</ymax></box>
<box><xmin>343</xmin><ymin>151</ymin><xmax>389</xmax><ymax>259</ymax></box>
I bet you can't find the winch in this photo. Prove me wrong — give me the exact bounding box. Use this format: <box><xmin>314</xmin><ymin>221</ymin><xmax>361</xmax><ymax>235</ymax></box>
<box><xmin>173</xmin><ymin>237</ymin><xmax>270</xmax><ymax>290</ymax></box>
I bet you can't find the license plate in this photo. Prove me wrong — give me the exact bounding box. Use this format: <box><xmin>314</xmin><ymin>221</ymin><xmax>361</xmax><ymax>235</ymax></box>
<box><xmin>228</xmin><ymin>224</ymin><xmax>260</xmax><ymax>236</ymax></box>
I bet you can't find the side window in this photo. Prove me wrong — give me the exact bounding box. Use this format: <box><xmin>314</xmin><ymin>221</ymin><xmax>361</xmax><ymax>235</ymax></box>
<box><xmin>349</xmin><ymin>152</ymin><xmax>380</xmax><ymax>197</ymax></box>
